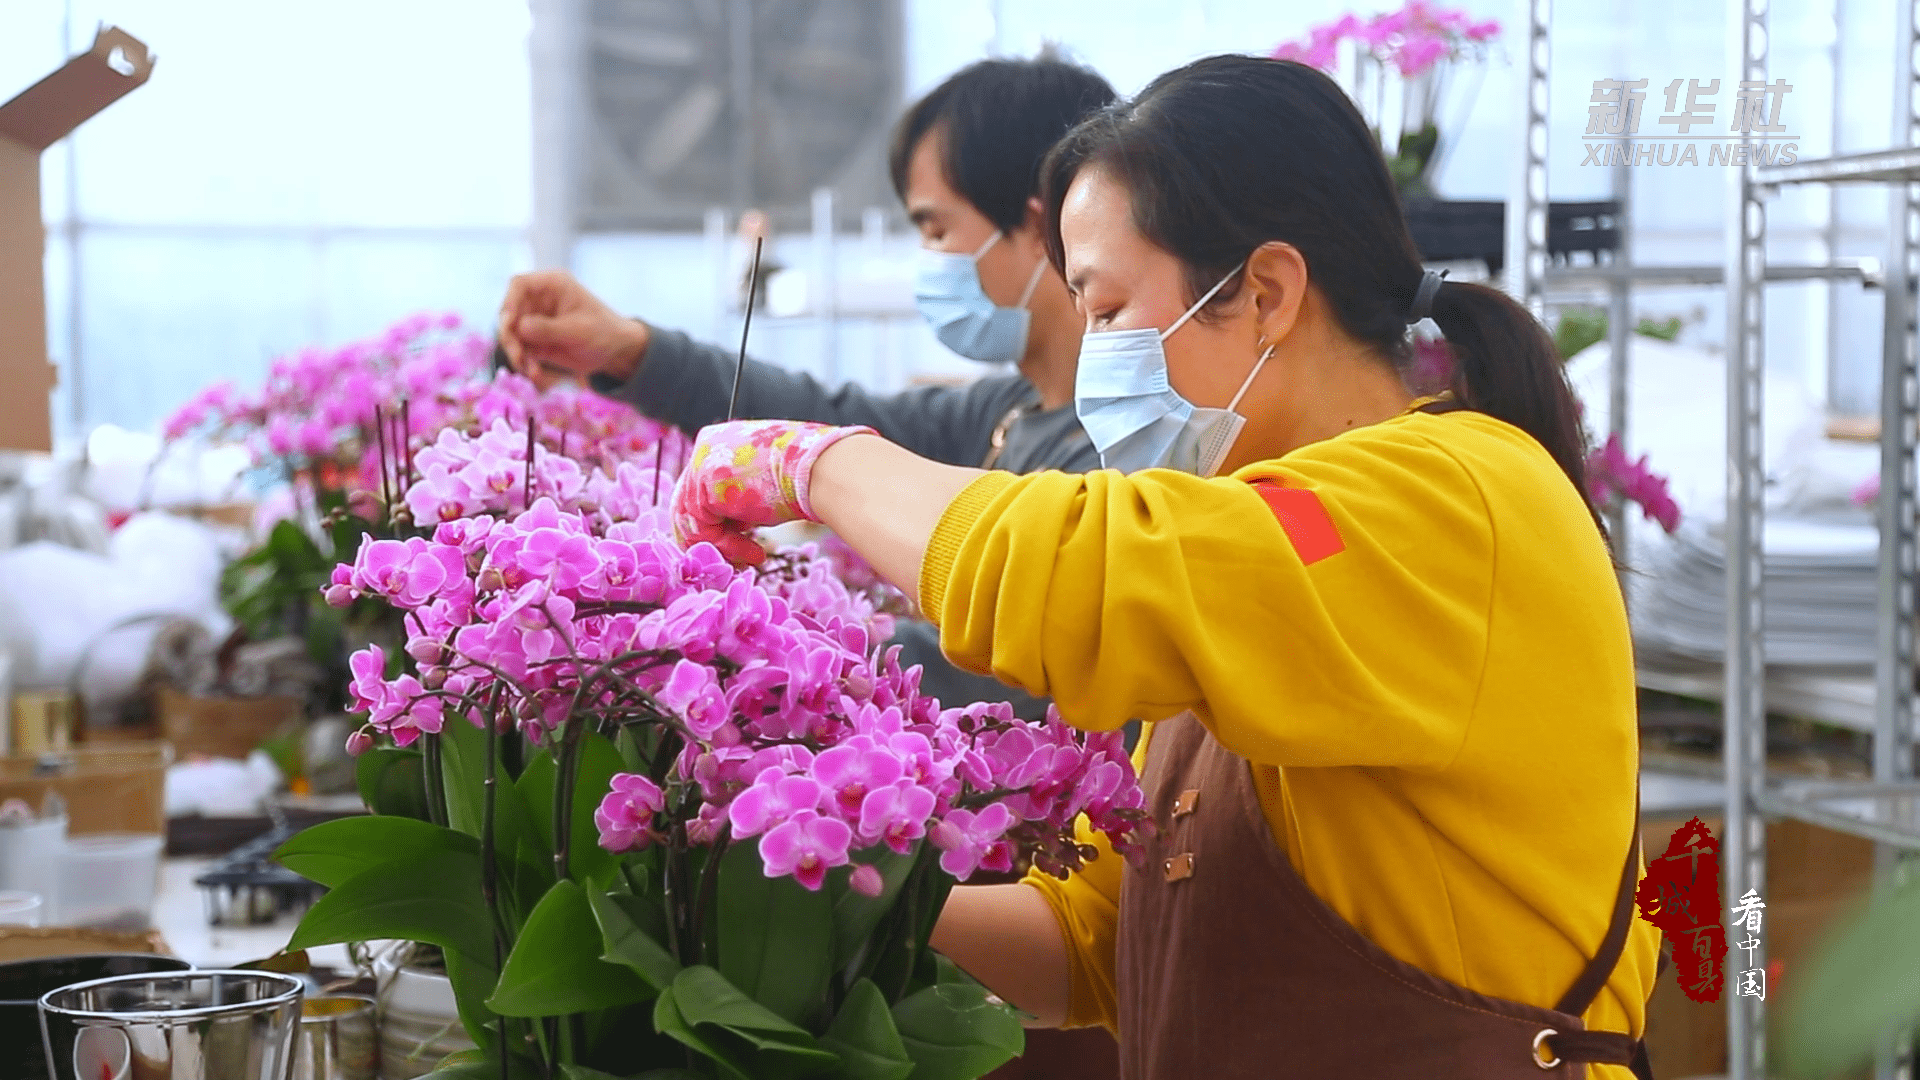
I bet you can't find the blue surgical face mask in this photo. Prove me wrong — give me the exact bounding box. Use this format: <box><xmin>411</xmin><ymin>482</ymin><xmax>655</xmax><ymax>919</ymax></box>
<box><xmin>1073</xmin><ymin>263</ymin><xmax>1273</xmax><ymax>477</ymax></box>
<box><xmin>913</xmin><ymin>231</ymin><xmax>1049</xmax><ymax>364</ymax></box>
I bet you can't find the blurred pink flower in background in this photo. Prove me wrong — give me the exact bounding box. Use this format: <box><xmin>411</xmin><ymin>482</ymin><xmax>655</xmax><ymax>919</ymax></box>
<box><xmin>1587</xmin><ymin>433</ymin><xmax>1682</xmax><ymax>533</ymax></box>
<box><xmin>1270</xmin><ymin>1</ymin><xmax>1498</xmax><ymax>78</ymax></box>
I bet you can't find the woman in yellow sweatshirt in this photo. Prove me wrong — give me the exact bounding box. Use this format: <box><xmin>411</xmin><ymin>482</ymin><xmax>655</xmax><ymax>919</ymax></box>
<box><xmin>670</xmin><ymin>55</ymin><xmax>1658</xmax><ymax>1079</ymax></box>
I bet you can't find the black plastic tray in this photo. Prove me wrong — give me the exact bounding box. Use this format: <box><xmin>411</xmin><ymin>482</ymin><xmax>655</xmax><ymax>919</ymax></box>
<box><xmin>1404</xmin><ymin>198</ymin><xmax>1622</xmax><ymax>274</ymax></box>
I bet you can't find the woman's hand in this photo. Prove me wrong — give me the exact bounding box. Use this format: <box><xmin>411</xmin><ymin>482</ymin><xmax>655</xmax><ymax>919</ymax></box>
<box><xmin>670</xmin><ymin>420</ymin><xmax>879</xmax><ymax>565</ymax></box>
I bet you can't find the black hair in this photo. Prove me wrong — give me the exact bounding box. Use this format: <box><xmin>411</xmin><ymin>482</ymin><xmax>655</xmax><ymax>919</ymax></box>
<box><xmin>1039</xmin><ymin>55</ymin><xmax>1603</xmax><ymax>535</ymax></box>
<box><xmin>889</xmin><ymin>50</ymin><xmax>1117</xmax><ymax>233</ymax></box>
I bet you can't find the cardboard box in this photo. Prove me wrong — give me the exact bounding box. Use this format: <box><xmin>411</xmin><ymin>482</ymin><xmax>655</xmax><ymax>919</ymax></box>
<box><xmin>0</xmin><ymin>27</ymin><xmax>153</xmax><ymax>452</ymax></box>
<box><xmin>0</xmin><ymin>742</ymin><xmax>170</xmax><ymax>835</ymax></box>
<box><xmin>0</xmin><ymin>926</ymin><xmax>169</xmax><ymax>963</ymax></box>
<box><xmin>1638</xmin><ymin>815</ymin><xmax>1877</xmax><ymax>1079</ymax></box>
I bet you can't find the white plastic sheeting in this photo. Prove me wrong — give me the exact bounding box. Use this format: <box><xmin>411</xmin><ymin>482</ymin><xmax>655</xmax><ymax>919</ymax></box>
<box><xmin>0</xmin><ymin>512</ymin><xmax>229</xmax><ymax>707</ymax></box>
<box><xmin>1566</xmin><ymin>336</ymin><xmax>1885</xmax><ymax>669</ymax></box>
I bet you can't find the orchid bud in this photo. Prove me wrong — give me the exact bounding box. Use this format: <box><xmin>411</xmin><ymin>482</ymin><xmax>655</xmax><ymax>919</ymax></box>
<box><xmin>928</xmin><ymin>821</ymin><xmax>964</xmax><ymax>852</ymax></box>
<box><xmin>842</xmin><ymin>669</ymin><xmax>874</xmax><ymax>701</ymax></box>
<box><xmin>323</xmin><ymin>584</ymin><xmax>356</xmax><ymax>608</ymax></box>
<box><xmin>422</xmin><ymin>667</ymin><xmax>447</xmax><ymax>691</ymax></box>
<box><xmin>345</xmin><ymin>730</ymin><xmax>374</xmax><ymax>756</ymax></box>
<box><xmin>847</xmin><ymin>864</ymin><xmax>885</xmax><ymax>898</ymax></box>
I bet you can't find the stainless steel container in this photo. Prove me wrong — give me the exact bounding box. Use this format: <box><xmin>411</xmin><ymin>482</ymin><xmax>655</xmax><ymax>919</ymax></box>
<box><xmin>292</xmin><ymin>995</ymin><xmax>376</xmax><ymax>1080</ymax></box>
<box><xmin>38</xmin><ymin>970</ymin><xmax>303</xmax><ymax>1080</ymax></box>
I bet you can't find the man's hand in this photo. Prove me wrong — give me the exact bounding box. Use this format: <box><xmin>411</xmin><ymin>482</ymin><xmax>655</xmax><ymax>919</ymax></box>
<box><xmin>497</xmin><ymin>270</ymin><xmax>652</xmax><ymax>383</ymax></box>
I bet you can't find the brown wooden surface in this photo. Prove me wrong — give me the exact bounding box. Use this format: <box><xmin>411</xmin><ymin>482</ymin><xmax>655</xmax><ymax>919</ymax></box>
<box><xmin>0</xmin><ymin>741</ymin><xmax>170</xmax><ymax>834</ymax></box>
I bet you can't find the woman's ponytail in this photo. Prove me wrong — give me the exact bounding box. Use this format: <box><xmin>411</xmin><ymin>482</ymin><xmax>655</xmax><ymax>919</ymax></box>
<box><xmin>1429</xmin><ymin>281</ymin><xmax>1604</xmax><ymax>535</ymax></box>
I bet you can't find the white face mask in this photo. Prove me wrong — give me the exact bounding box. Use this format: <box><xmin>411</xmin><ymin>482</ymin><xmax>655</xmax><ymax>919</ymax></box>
<box><xmin>1072</xmin><ymin>263</ymin><xmax>1273</xmax><ymax>477</ymax></box>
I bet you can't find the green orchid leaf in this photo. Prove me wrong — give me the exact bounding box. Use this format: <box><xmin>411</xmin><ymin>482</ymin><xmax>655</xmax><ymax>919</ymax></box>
<box><xmin>439</xmin><ymin>718</ymin><xmax>553</xmax><ymax>894</ymax></box>
<box><xmin>356</xmin><ymin>746</ymin><xmax>432</xmax><ymax>821</ymax></box>
<box><xmin>1779</xmin><ymin>877</ymin><xmax>1920</xmax><ymax>1078</ymax></box>
<box><xmin>716</xmin><ymin>841</ymin><xmax>835</xmax><ymax>1023</ymax></box>
<box><xmin>426</xmin><ymin>1048</ymin><xmax>543</xmax><ymax>1080</ymax></box>
<box><xmin>265</xmin><ymin>519</ymin><xmax>327</xmax><ymax>571</ymax></box>
<box><xmin>819</xmin><ymin>979</ymin><xmax>914</xmax><ymax>1080</ymax></box>
<box><xmin>488</xmin><ymin>879</ymin><xmax>655</xmax><ymax>1017</ymax></box>
<box><xmin>828</xmin><ymin>848</ymin><xmax>917</xmax><ymax>971</ymax></box>
<box><xmin>653</xmin><ymin>984</ymin><xmax>753</xmax><ymax>1080</ymax></box>
<box><xmin>516</xmin><ymin>734</ymin><xmax>625</xmax><ymax>885</ymax></box>
<box><xmin>286</xmin><ymin>846</ymin><xmax>494</xmax><ymax>968</ymax></box>
<box><xmin>566</xmin><ymin>1064</ymin><xmax>707</xmax><ymax>1080</ymax></box>
<box><xmin>442</xmin><ymin>950</ymin><xmax>508</xmax><ymax>1060</ymax></box>
<box><xmin>655</xmin><ymin>968</ymin><xmax>840</xmax><ymax>1079</ymax></box>
<box><xmin>588</xmin><ymin>887</ymin><xmax>681</xmax><ymax>991</ymax></box>
<box><xmin>423</xmin><ymin>1050</ymin><xmax>493</xmax><ymax>1079</ymax></box>
<box><xmin>614</xmin><ymin>725</ymin><xmax>651</xmax><ymax>773</ymax></box>
<box><xmin>891</xmin><ymin>982</ymin><xmax>1024</xmax><ymax>1080</ymax></box>
<box><xmin>285</xmin><ymin>845</ymin><xmax>502</xmax><ymax>1052</ymax></box>
<box><xmin>273</xmin><ymin>815</ymin><xmax>472</xmax><ymax>888</ymax></box>
<box><xmin>670</xmin><ymin>965</ymin><xmax>818</xmax><ymax>1044</ymax></box>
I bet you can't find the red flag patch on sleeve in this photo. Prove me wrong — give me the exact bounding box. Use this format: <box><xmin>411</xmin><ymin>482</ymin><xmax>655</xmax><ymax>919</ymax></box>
<box><xmin>1248</xmin><ymin>479</ymin><xmax>1345</xmax><ymax>566</ymax></box>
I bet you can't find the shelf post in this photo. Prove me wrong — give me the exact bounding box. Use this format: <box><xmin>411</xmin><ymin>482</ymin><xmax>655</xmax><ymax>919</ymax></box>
<box><xmin>1607</xmin><ymin>146</ymin><xmax>1634</xmax><ymax>568</ymax></box>
<box><xmin>1873</xmin><ymin>3</ymin><xmax>1920</xmax><ymax>1077</ymax></box>
<box><xmin>1504</xmin><ymin>0</ymin><xmax>1550</xmax><ymax>317</ymax></box>
<box><xmin>1723</xmin><ymin>0</ymin><xmax>1771</xmax><ymax>1073</ymax></box>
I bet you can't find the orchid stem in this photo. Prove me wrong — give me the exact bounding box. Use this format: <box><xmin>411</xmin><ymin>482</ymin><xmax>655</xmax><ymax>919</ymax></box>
<box><xmin>524</xmin><ymin>418</ymin><xmax>538</xmax><ymax>513</ymax></box>
<box><xmin>651</xmin><ymin>438</ymin><xmax>665</xmax><ymax>507</ymax></box>
<box><xmin>373</xmin><ymin>405</ymin><xmax>393</xmax><ymax>520</ymax></box>
<box><xmin>421</xmin><ymin>733</ymin><xmax>448</xmax><ymax>827</ymax></box>
<box><xmin>661</xmin><ymin>822</ymin><xmax>685</xmax><ymax>964</ymax></box>
<box><xmin>552</xmin><ymin>717</ymin><xmax>586</xmax><ymax>882</ymax></box>
<box><xmin>480</xmin><ymin>695</ymin><xmax>511</xmax><ymax>1080</ymax></box>
<box><xmin>686</xmin><ymin>829</ymin><xmax>730</xmax><ymax>966</ymax></box>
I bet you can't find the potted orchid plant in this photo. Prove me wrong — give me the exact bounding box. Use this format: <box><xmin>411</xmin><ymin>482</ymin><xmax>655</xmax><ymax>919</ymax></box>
<box><xmin>163</xmin><ymin>312</ymin><xmax>689</xmax><ymax>716</ymax></box>
<box><xmin>254</xmin><ymin>398</ymin><xmax>1151</xmax><ymax>1079</ymax></box>
<box><xmin>1272</xmin><ymin>1</ymin><xmax>1501</xmax><ymax>197</ymax></box>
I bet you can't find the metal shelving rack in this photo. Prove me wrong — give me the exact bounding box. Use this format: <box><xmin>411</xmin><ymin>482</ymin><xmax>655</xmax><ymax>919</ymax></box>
<box><xmin>1507</xmin><ymin>0</ymin><xmax>1920</xmax><ymax>1076</ymax></box>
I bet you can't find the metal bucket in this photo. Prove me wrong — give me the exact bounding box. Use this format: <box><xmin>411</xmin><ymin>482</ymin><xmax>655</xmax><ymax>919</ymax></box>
<box><xmin>292</xmin><ymin>995</ymin><xmax>377</xmax><ymax>1080</ymax></box>
<box><xmin>0</xmin><ymin>955</ymin><xmax>192</xmax><ymax>1080</ymax></box>
<box><xmin>37</xmin><ymin>970</ymin><xmax>302</xmax><ymax>1080</ymax></box>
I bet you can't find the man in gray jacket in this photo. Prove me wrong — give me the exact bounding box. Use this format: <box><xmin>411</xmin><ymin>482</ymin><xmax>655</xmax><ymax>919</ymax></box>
<box><xmin>497</xmin><ymin>54</ymin><xmax>1115</xmax><ymax>722</ymax></box>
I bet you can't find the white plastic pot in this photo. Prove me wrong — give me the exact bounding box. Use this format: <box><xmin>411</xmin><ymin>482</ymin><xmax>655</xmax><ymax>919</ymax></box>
<box><xmin>379</xmin><ymin>966</ymin><xmax>475</xmax><ymax>1079</ymax></box>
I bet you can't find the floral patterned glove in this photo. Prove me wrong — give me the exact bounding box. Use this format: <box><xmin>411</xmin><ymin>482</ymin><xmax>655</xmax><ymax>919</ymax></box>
<box><xmin>671</xmin><ymin>420</ymin><xmax>879</xmax><ymax>564</ymax></box>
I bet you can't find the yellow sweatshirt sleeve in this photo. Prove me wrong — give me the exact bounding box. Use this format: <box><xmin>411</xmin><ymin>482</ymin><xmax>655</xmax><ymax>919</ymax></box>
<box><xmin>1022</xmin><ymin>821</ymin><xmax>1124</xmax><ymax>1032</ymax></box>
<box><xmin>919</xmin><ymin>423</ymin><xmax>1496</xmax><ymax>771</ymax></box>
<box><xmin>1014</xmin><ymin>723</ymin><xmax>1155</xmax><ymax>1033</ymax></box>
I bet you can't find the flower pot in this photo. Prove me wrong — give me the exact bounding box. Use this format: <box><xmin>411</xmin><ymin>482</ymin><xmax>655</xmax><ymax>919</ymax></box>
<box><xmin>378</xmin><ymin>966</ymin><xmax>475</xmax><ymax>1080</ymax></box>
<box><xmin>295</xmin><ymin>994</ymin><xmax>378</xmax><ymax>1080</ymax></box>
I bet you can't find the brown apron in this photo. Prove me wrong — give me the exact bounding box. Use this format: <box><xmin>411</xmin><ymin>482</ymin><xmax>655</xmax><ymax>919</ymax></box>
<box><xmin>1115</xmin><ymin>714</ymin><xmax>1651</xmax><ymax>1079</ymax></box>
